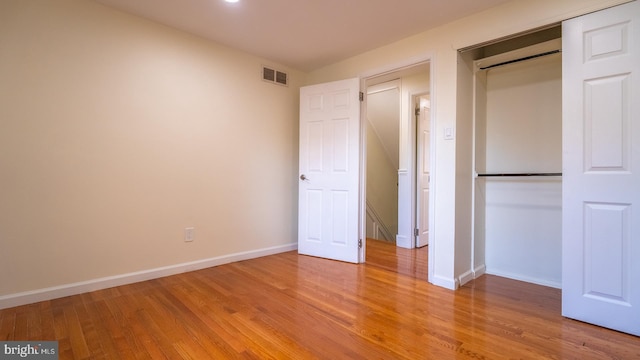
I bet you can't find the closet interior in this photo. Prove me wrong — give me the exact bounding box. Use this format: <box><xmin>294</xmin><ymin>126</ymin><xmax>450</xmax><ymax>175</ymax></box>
<box><xmin>469</xmin><ymin>26</ymin><xmax>563</xmax><ymax>288</ymax></box>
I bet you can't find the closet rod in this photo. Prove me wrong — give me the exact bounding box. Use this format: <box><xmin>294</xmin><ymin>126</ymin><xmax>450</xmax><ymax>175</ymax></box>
<box><xmin>479</xmin><ymin>49</ymin><xmax>561</xmax><ymax>70</ymax></box>
<box><xmin>477</xmin><ymin>173</ymin><xmax>562</xmax><ymax>177</ymax></box>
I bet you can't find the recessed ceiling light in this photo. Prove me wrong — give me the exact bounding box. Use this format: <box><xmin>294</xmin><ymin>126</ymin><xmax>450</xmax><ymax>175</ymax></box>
<box><xmin>225</xmin><ymin>0</ymin><xmax>239</xmax><ymax>3</ymax></box>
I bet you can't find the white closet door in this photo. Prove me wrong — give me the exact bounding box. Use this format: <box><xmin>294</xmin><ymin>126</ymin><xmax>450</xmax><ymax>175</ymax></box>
<box><xmin>562</xmin><ymin>0</ymin><xmax>640</xmax><ymax>336</ymax></box>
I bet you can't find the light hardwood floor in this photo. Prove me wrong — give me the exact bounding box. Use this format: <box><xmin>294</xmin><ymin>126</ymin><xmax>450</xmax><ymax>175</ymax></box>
<box><xmin>1</xmin><ymin>240</ymin><xmax>638</xmax><ymax>359</ymax></box>
<box><xmin>366</xmin><ymin>238</ymin><xmax>428</xmax><ymax>279</ymax></box>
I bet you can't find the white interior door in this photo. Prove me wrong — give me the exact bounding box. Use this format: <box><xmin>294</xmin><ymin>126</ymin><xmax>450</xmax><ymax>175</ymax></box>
<box><xmin>416</xmin><ymin>98</ymin><xmax>430</xmax><ymax>247</ymax></box>
<box><xmin>562</xmin><ymin>0</ymin><xmax>640</xmax><ymax>336</ymax></box>
<box><xmin>298</xmin><ymin>78</ymin><xmax>361</xmax><ymax>263</ymax></box>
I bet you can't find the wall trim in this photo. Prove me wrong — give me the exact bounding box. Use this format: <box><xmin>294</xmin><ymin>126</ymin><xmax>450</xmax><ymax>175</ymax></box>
<box><xmin>473</xmin><ymin>264</ymin><xmax>487</xmax><ymax>278</ymax></box>
<box><xmin>0</xmin><ymin>243</ymin><xmax>298</xmax><ymax>310</ymax></box>
<box><xmin>458</xmin><ymin>270</ymin><xmax>475</xmax><ymax>287</ymax></box>
<box><xmin>395</xmin><ymin>235</ymin><xmax>411</xmax><ymax>249</ymax></box>
<box><xmin>485</xmin><ymin>269</ymin><xmax>561</xmax><ymax>289</ymax></box>
<box><xmin>431</xmin><ymin>274</ymin><xmax>458</xmax><ymax>290</ymax></box>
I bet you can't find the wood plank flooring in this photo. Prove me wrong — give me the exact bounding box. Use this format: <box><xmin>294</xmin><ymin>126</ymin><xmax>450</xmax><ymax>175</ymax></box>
<box><xmin>366</xmin><ymin>238</ymin><xmax>428</xmax><ymax>279</ymax></box>
<box><xmin>1</xmin><ymin>240</ymin><xmax>639</xmax><ymax>359</ymax></box>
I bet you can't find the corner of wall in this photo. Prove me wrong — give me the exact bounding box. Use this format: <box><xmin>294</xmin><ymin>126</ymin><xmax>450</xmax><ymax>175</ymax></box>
<box><xmin>431</xmin><ymin>274</ymin><xmax>459</xmax><ymax>290</ymax></box>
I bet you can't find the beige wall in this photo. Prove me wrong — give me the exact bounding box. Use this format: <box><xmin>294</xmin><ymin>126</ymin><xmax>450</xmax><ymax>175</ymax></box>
<box><xmin>306</xmin><ymin>0</ymin><xmax>630</xmax><ymax>288</ymax></box>
<box><xmin>0</xmin><ymin>0</ymin><xmax>303</xmax><ymax>297</ymax></box>
<box><xmin>365</xmin><ymin>82</ymin><xmax>400</xmax><ymax>238</ymax></box>
<box><xmin>365</xmin><ymin>120</ymin><xmax>398</xmax><ymax>239</ymax></box>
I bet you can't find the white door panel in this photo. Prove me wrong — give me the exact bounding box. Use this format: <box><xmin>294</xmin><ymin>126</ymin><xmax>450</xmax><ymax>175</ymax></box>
<box><xmin>299</xmin><ymin>78</ymin><xmax>361</xmax><ymax>263</ymax></box>
<box><xmin>562</xmin><ymin>0</ymin><xmax>639</xmax><ymax>336</ymax></box>
<box><xmin>417</xmin><ymin>103</ymin><xmax>430</xmax><ymax>247</ymax></box>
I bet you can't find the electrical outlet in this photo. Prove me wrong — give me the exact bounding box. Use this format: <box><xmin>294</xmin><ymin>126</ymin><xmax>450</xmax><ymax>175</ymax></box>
<box><xmin>184</xmin><ymin>227</ymin><xmax>195</xmax><ymax>242</ymax></box>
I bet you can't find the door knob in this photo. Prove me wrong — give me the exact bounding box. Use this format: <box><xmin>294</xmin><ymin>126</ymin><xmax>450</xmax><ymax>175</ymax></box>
<box><xmin>300</xmin><ymin>174</ymin><xmax>308</xmax><ymax>181</ymax></box>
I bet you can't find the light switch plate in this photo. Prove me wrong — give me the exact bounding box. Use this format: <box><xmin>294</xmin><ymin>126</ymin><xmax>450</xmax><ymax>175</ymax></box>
<box><xmin>444</xmin><ymin>127</ymin><xmax>454</xmax><ymax>140</ymax></box>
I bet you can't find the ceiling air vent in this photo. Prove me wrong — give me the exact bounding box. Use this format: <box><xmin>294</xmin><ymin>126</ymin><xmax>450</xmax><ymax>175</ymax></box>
<box><xmin>262</xmin><ymin>66</ymin><xmax>288</xmax><ymax>86</ymax></box>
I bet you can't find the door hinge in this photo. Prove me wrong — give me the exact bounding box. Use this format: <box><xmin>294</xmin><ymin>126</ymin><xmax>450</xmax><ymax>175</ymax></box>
<box><xmin>414</xmin><ymin>228</ymin><xmax>419</xmax><ymax>237</ymax></box>
<box><xmin>415</xmin><ymin>108</ymin><xmax>420</xmax><ymax>116</ymax></box>
<box><xmin>359</xmin><ymin>92</ymin><xmax>364</xmax><ymax>102</ymax></box>
<box><xmin>358</xmin><ymin>239</ymin><xmax>363</xmax><ymax>248</ymax></box>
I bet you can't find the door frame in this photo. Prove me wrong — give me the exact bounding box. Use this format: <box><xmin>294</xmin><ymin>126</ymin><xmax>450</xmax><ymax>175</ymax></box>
<box><xmin>358</xmin><ymin>54</ymin><xmax>435</xmax><ymax>281</ymax></box>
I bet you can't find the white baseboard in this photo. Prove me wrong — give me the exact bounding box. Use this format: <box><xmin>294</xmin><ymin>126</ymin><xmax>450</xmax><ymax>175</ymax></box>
<box><xmin>431</xmin><ymin>274</ymin><xmax>458</xmax><ymax>290</ymax></box>
<box><xmin>0</xmin><ymin>243</ymin><xmax>298</xmax><ymax>310</ymax></box>
<box><xmin>473</xmin><ymin>264</ymin><xmax>486</xmax><ymax>278</ymax></box>
<box><xmin>458</xmin><ymin>270</ymin><xmax>474</xmax><ymax>287</ymax></box>
<box><xmin>446</xmin><ymin>266</ymin><xmax>487</xmax><ymax>288</ymax></box>
<box><xmin>396</xmin><ymin>235</ymin><xmax>411</xmax><ymax>249</ymax></box>
<box><xmin>485</xmin><ymin>269</ymin><xmax>561</xmax><ymax>289</ymax></box>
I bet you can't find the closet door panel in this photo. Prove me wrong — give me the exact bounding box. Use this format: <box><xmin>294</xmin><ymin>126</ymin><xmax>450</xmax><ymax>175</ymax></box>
<box><xmin>584</xmin><ymin>74</ymin><xmax>629</xmax><ymax>171</ymax></box>
<box><xmin>562</xmin><ymin>0</ymin><xmax>639</xmax><ymax>336</ymax></box>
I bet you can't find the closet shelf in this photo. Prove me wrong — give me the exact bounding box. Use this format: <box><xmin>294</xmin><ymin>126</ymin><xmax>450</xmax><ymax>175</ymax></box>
<box><xmin>478</xmin><ymin>49</ymin><xmax>561</xmax><ymax>70</ymax></box>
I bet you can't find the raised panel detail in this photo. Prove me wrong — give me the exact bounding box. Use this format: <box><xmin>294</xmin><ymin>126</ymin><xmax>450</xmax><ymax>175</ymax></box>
<box><xmin>583</xmin><ymin>202</ymin><xmax>630</xmax><ymax>305</ymax></box>
<box><xmin>307</xmin><ymin>121</ymin><xmax>323</xmax><ymax>172</ymax></box>
<box><xmin>422</xmin><ymin>130</ymin><xmax>430</xmax><ymax>171</ymax></box>
<box><xmin>306</xmin><ymin>190</ymin><xmax>323</xmax><ymax>242</ymax></box>
<box><xmin>308</xmin><ymin>94</ymin><xmax>323</xmax><ymax>111</ymax></box>
<box><xmin>331</xmin><ymin>190</ymin><xmax>349</xmax><ymax>246</ymax></box>
<box><xmin>333</xmin><ymin>90</ymin><xmax>350</xmax><ymax>110</ymax></box>
<box><xmin>584</xmin><ymin>22</ymin><xmax>629</xmax><ymax>62</ymax></box>
<box><xmin>584</xmin><ymin>74</ymin><xmax>629</xmax><ymax>172</ymax></box>
<box><xmin>332</xmin><ymin>118</ymin><xmax>349</xmax><ymax>172</ymax></box>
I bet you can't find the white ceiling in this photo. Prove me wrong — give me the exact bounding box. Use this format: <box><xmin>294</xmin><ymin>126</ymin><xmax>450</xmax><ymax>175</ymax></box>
<box><xmin>95</xmin><ymin>0</ymin><xmax>512</xmax><ymax>72</ymax></box>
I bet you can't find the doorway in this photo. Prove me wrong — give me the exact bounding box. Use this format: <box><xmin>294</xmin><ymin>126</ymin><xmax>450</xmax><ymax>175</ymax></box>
<box><xmin>362</xmin><ymin>62</ymin><xmax>431</xmax><ymax>277</ymax></box>
<box><xmin>365</xmin><ymin>80</ymin><xmax>400</xmax><ymax>243</ymax></box>
<box><xmin>463</xmin><ymin>26</ymin><xmax>563</xmax><ymax>288</ymax></box>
